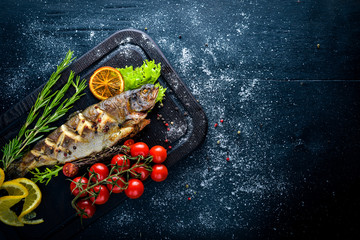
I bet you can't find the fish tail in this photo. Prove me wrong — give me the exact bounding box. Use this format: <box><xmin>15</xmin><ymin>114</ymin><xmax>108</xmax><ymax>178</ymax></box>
<box><xmin>6</xmin><ymin>161</ymin><xmax>27</xmax><ymax>179</ymax></box>
<box><xmin>6</xmin><ymin>152</ymin><xmax>38</xmax><ymax>179</ymax></box>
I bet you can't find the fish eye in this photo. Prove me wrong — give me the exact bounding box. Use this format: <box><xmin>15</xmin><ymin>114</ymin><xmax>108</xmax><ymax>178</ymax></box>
<box><xmin>131</xmin><ymin>93</ymin><xmax>137</xmax><ymax>100</ymax></box>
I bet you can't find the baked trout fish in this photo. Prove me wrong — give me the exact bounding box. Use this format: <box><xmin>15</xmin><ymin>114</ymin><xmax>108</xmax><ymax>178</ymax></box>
<box><xmin>9</xmin><ymin>84</ymin><xmax>158</xmax><ymax>177</ymax></box>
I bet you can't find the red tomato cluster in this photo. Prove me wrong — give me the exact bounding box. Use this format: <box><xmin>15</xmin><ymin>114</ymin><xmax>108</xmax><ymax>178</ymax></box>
<box><xmin>68</xmin><ymin>140</ymin><xmax>169</xmax><ymax>219</ymax></box>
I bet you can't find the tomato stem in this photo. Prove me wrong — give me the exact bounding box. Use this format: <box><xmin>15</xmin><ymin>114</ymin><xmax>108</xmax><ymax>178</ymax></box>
<box><xmin>70</xmin><ymin>147</ymin><xmax>154</xmax><ymax>219</ymax></box>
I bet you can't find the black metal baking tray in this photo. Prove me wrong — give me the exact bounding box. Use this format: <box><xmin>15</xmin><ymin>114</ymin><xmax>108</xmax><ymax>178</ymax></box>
<box><xmin>0</xmin><ymin>29</ymin><xmax>207</xmax><ymax>239</ymax></box>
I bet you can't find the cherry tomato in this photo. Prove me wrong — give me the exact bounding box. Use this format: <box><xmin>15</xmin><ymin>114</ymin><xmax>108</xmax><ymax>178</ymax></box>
<box><xmin>90</xmin><ymin>185</ymin><xmax>110</xmax><ymax>205</ymax></box>
<box><xmin>70</xmin><ymin>176</ymin><xmax>89</xmax><ymax>197</ymax></box>
<box><xmin>124</xmin><ymin>139</ymin><xmax>135</xmax><ymax>147</ymax></box>
<box><xmin>89</xmin><ymin>163</ymin><xmax>109</xmax><ymax>182</ymax></box>
<box><xmin>125</xmin><ymin>179</ymin><xmax>144</xmax><ymax>199</ymax></box>
<box><xmin>76</xmin><ymin>199</ymin><xmax>96</xmax><ymax>218</ymax></box>
<box><xmin>130</xmin><ymin>164</ymin><xmax>150</xmax><ymax>181</ymax></box>
<box><xmin>151</xmin><ymin>164</ymin><xmax>168</xmax><ymax>182</ymax></box>
<box><xmin>106</xmin><ymin>175</ymin><xmax>126</xmax><ymax>193</ymax></box>
<box><xmin>130</xmin><ymin>142</ymin><xmax>149</xmax><ymax>158</ymax></box>
<box><xmin>110</xmin><ymin>154</ymin><xmax>130</xmax><ymax>172</ymax></box>
<box><xmin>149</xmin><ymin>145</ymin><xmax>167</xmax><ymax>164</ymax></box>
<box><xmin>63</xmin><ymin>163</ymin><xmax>79</xmax><ymax>177</ymax></box>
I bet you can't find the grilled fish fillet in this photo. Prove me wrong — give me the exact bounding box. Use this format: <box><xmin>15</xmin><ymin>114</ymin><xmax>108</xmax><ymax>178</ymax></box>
<box><xmin>9</xmin><ymin>84</ymin><xmax>158</xmax><ymax>177</ymax></box>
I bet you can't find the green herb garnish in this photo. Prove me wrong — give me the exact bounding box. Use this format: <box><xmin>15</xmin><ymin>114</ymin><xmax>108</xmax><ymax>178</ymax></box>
<box><xmin>30</xmin><ymin>165</ymin><xmax>63</xmax><ymax>185</ymax></box>
<box><xmin>1</xmin><ymin>50</ymin><xmax>87</xmax><ymax>172</ymax></box>
<box><xmin>117</xmin><ymin>60</ymin><xmax>166</xmax><ymax>103</ymax></box>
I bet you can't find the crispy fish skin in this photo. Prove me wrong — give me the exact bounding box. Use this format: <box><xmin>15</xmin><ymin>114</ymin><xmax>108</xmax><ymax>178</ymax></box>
<box><xmin>11</xmin><ymin>84</ymin><xmax>158</xmax><ymax>177</ymax></box>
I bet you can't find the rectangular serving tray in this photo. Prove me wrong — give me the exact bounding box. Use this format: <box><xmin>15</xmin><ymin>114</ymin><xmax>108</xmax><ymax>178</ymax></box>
<box><xmin>0</xmin><ymin>29</ymin><xmax>207</xmax><ymax>239</ymax></box>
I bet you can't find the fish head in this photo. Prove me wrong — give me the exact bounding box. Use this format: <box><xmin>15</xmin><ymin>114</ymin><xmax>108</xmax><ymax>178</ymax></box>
<box><xmin>129</xmin><ymin>84</ymin><xmax>159</xmax><ymax>112</ymax></box>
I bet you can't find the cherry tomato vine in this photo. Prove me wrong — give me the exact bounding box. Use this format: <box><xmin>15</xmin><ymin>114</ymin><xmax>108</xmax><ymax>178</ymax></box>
<box><xmin>68</xmin><ymin>142</ymin><xmax>168</xmax><ymax>219</ymax></box>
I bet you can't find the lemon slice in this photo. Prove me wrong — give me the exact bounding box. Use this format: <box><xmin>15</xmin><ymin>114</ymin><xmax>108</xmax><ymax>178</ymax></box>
<box><xmin>0</xmin><ymin>168</ymin><xmax>4</xmax><ymax>187</ymax></box>
<box><xmin>0</xmin><ymin>180</ymin><xmax>29</xmax><ymax>227</ymax></box>
<box><xmin>13</xmin><ymin>178</ymin><xmax>44</xmax><ymax>224</ymax></box>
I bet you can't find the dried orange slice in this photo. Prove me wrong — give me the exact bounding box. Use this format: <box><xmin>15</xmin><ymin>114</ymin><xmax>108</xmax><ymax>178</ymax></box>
<box><xmin>89</xmin><ymin>66</ymin><xmax>124</xmax><ymax>100</ymax></box>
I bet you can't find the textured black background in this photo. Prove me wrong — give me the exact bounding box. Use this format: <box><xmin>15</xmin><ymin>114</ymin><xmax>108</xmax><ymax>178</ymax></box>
<box><xmin>1</xmin><ymin>0</ymin><xmax>360</xmax><ymax>239</ymax></box>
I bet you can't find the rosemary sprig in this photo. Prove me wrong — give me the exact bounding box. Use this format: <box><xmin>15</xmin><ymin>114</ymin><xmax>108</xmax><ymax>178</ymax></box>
<box><xmin>30</xmin><ymin>165</ymin><xmax>63</xmax><ymax>185</ymax></box>
<box><xmin>1</xmin><ymin>50</ymin><xmax>87</xmax><ymax>172</ymax></box>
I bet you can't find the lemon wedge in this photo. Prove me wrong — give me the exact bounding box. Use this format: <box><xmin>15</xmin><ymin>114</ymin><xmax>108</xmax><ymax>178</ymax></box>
<box><xmin>0</xmin><ymin>168</ymin><xmax>4</xmax><ymax>187</ymax></box>
<box><xmin>0</xmin><ymin>180</ymin><xmax>29</xmax><ymax>227</ymax></box>
<box><xmin>13</xmin><ymin>178</ymin><xmax>43</xmax><ymax>224</ymax></box>
<box><xmin>0</xmin><ymin>169</ymin><xmax>43</xmax><ymax>226</ymax></box>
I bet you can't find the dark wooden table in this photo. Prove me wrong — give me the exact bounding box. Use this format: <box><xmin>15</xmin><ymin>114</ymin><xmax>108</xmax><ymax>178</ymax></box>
<box><xmin>1</xmin><ymin>0</ymin><xmax>360</xmax><ymax>239</ymax></box>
